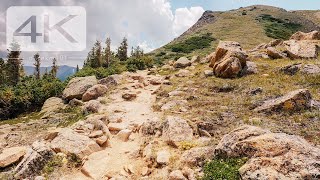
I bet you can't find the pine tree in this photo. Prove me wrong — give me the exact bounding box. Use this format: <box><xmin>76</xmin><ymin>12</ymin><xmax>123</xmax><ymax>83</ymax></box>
<box><xmin>6</xmin><ymin>41</ymin><xmax>22</xmax><ymax>85</ymax></box>
<box><xmin>117</xmin><ymin>37</ymin><xmax>128</xmax><ymax>61</ymax></box>
<box><xmin>76</xmin><ymin>65</ymin><xmax>79</xmax><ymax>72</ymax></box>
<box><xmin>93</xmin><ymin>40</ymin><xmax>102</xmax><ymax>68</ymax></box>
<box><xmin>0</xmin><ymin>58</ymin><xmax>5</xmax><ymax>85</ymax></box>
<box><xmin>104</xmin><ymin>37</ymin><xmax>112</xmax><ymax>68</ymax></box>
<box><xmin>33</xmin><ymin>53</ymin><xmax>41</xmax><ymax>80</ymax></box>
<box><xmin>51</xmin><ymin>58</ymin><xmax>58</xmax><ymax>78</ymax></box>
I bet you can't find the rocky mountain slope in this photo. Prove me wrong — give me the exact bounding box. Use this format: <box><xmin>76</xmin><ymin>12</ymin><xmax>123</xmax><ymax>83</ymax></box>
<box><xmin>151</xmin><ymin>5</ymin><xmax>320</xmax><ymax>61</ymax></box>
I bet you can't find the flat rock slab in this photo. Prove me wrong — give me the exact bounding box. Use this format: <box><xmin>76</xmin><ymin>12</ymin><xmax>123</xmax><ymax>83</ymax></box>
<box><xmin>0</xmin><ymin>146</ymin><xmax>26</xmax><ymax>168</ymax></box>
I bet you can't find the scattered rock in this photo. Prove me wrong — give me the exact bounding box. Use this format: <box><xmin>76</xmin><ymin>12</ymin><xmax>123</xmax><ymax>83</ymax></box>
<box><xmin>173</xmin><ymin>57</ymin><xmax>192</xmax><ymax>68</ymax></box>
<box><xmin>215</xmin><ymin>125</ymin><xmax>320</xmax><ymax>179</ymax></box>
<box><xmin>82</xmin><ymin>100</ymin><xmax>102</xmax><ymax>113</ymax></box>
<box><xmin>204</xmin><ymin>70</ymin><xmax>214</xmax><ymax>77</ymax></box>
<box><xmin>181</xmin><ymin>146</ymin><xmax>215</xmax><ymax>167</ymax></box>
<box><xmin>0</xmin><ymin>146</ymin><xmax>26</xmax><ymax>168</ymax></box>
<box><xmin>156</xmin><ymin>150</ymin><xmax>170</xmax><ymax>165</ymax></box>
<box><xmin>266</xmin><ymin>47</ymin><xmax>287</xmax><ymax>59</ymax></box>
<box><xmin>89</xmin><ymin>130</ymin><xmax>104</xmax><ymax>138</ymax></box>
<box><xmin>209</xmin><ymin>41</ymin><xmax>249</xmax><ymax>78</ymax></box>
<box><xmin>141</xmin><ymin>167</ymin><xmax>150</xmax><ymax>176</ymax></box>
<box><xmin>116</xmin><ymin>129</ymin><xmax>132</xmax><ymax>142</ymax></box>
<box><xmin>62</xmin><ymin>76</ymin><xmax>97</xmax><ymax>100</ymax></box>
<box><xmin>140</xmin><ymin>118</ymin><xmax>163</xmax><ymax>136</ymax></box>
<box><xmin>280</xmin><ymin>63</ymin><xmax>302</xmax><ymax>75</ymax></box>
<box><xmin>149</xmin><ymin>77</ymin><xmax>163</xmax><ymax>85</ymax></box>
<box><xmin>242</xmin><ymin>61</ymin><xmax>258</xmax><ymax>75</ymax></box>
<box><xmin>284</xmin><ymin>40</ymin><xmax>319</xmax><ymax>59</ymax></box>
<box><xmin>14</xmin><ymin>141</ymin><xmax>54</xmax><ymax>179</ymax></box>
<box><xmin>122</xmin><ymin>92</ymin><xmax>137</xmax><ymax>101</ymax></box>
<box><xmin>254</xmin><ymin>89</ymin><xmax>312</xmax><ymax>113</ymax></box>
<box><xmin>182</xmin><ymin>167</ymin><xmax>196</xmax><ymax>180</ymax></box>
<box><xmin>98</xmin><ymin>74</ymin><xmax>122</xmax><ymax>87</ymax></box>
<box><xmin>290</xmin><ymin>30</ymin><xmax>320</xmax><ymax>41</ymax></box>
<box><xmin>249</xmin><ymin>87</ymin><xmax>263</xmax><ymax>96</ymax></box>
<box><xmin>162</xmin><ymin>64</ymin><xmax>175</xmax><ymax>71</ymax></box>
<box><xmin>108</xmin><ymin>123</ymin><xmax>127</xmax><ymax>131</ymax></box>
<box><xmin>169</xmin><ymin>170</ymin><xmax>187</xmax><ymax>180</ymax></box>
<box><xmin>162</xmin><ymin>116</ymin><xmax>193</xmax><ymax>147</ymax></box>
<box><xmin>50</xmin><ymin>128</ymin><xmax>101</xmax><ymax>158</ymax></box>
<box><xmin>301</xmin><ymin>64</ymin><xmax>320</xmax><ymax>75</ymax></box>
<box><xmin>82</xmin><ymin>84</ymin><xmax>108</xmax><ymax>102</ymax></box>
<box><xmin>95</xmin><ymin>135</ymin><xmax>109</xmax><ymax>147</ymax></box>
<box><xmin>161</xmin><ymin>100</ymin><xmax>188</xmax><ymax>111</ymax></box>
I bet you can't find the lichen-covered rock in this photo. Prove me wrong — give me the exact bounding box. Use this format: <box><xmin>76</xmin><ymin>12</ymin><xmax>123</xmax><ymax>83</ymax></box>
<box><xmin>280</xmin><ymin>63</ymin><xmax>320</xmax><ymax>76</ymax></box>
<box><xmin>173</xmin><ymin>57</ymin><xmax>192</xmax><ymax>68</ymax></box>
<box><xmin>82</xmin><ymin>84</ymin><xmax>108</xmax><ymax>102</ymax></box>
<box><xmin>82</xmin><ymin>100</ymin><xmax>102</xmax><ymax>113</ymax></box>
<box><xmin>169</xmin><ymin>170</ymin><xmax>187</xmax><ymax>180</ymax></box>
<box><xmin>215</xmin><ymin>125</ymin><xmax>320</xmax><ymax>180</ymax></box>
<box><xmin>41</xmin><ymin>97</ymin><xmax>65</xmax><ymax>114</ymax></box>
<box><xmin>50</xmin><ymin>128</ymin><xmax>101</xmax><ymax>158</ymax></box>
<box><xmin>162</xmin><ymin>116</ymin><xmax>193</xmax><ymax>147</ymax></box>
<box><xmin>253</xmin><ymin>89</ymin><xmax>312</xmax><ymax>113</ymax></box>
<box><xmin>266</xmin><ymin>47</ymin><xmax>287</xmax><ymax>59</ymax></box>
<box><xmin>63</xmin><ymin>76</ymin><xmax>97</xmax><ymax>100</ymax></box>
<box><xmin>14</xmin><ymin>141</ymin><xmax>54</xmax><ymax>179</ymax></box>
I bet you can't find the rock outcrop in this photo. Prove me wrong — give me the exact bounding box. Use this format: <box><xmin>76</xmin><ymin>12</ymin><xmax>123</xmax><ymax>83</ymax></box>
<box><xmin>254</xmin><ymin>89</ymin><xmax>312</xmax><ymax>113</ymax></box>
<box><xmin>290</xmin><ymin>30</ymin><xmax>320</xmax><ymax>41</ymax></box>
<box><xmin>181</xmin><ymin>146</ymin><xmax>215</xmax><ymax>167</ymax></box>
<box><xmin>284</xmin><ymin>40</ymin><xmax>319</xmax><ymax>59</ymax></box>
<box><xmin>209</xmin><ymin>41</ymin><xmax>249</xmax><ymax>78</ymax></box>
<box><xmin>14</xmin><ymin>141</ymin><xmax>54</xmax><ymax>179</ymax></box>
<box><xmin>280</xmin><ymin>63</ymin><xmax>320</xmax><ymax>75</ymax></box>
<box><xmin>98</xmin><ymin>74</ymin><xmax>122</xmax><ymax>87</ymax></box>
<box><xmin>63</xmin><ymin>76</ymin><xmax>98</xmax><ymax>100</ymax></box>
<box><xmin>215</xmin><ymin>125</ymin><xmax>320</xmax><ymax>179</ymax></box>
<box><xmin>41</xmin><ymin>97</ymin><xmax>65</xmax><ymax>115</ymax></box>
<box><xmin>50</xmin><ymin>128</ymin><xmax>101</xmax><ymax>158</ymax></box>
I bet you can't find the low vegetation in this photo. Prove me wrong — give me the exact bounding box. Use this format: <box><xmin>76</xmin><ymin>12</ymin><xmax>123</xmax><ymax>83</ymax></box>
<box><xmin>202</xmin><ymin>157</ymin><xmax>248</xmax><ymax>180</ymax></box>
<box><xmin>256</xmin><ymin>14</ymin><xmax>302</xmax><ymax>39</ymax></box>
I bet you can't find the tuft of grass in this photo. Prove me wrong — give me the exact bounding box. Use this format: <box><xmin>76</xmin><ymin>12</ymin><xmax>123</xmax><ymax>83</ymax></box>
<box><xmin>42</xmin><ymin>155</ymin><xmax>64</xmax><ymax>176</ymax></box>
<box><xmin>57</xmin><ymin>107</ymin><xmax>85</xmax><ymax>127</ymax></box>
<box><xmin>202</xmin><ymin>157</ymin><xmax>248</xmax><ymax>180</ymax></box>
<box><xmin>179</xmin><ymin>141</ymin><xmax>197</xmax><ymax>151</ymax></box>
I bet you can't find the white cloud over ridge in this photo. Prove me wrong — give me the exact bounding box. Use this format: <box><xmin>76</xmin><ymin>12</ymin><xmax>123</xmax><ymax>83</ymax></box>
<box><xmin>0</xmin><ymin>0</ymin><xmax>204</xmax><ymax>66</ymax></box>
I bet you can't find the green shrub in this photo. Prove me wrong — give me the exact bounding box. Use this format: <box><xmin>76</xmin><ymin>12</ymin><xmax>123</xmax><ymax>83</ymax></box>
<box><xmin>126</xmin><ymin>56</ymin><xmax>154</xmax><ymax>72</ymax></box>
<box><xmin>256</xmin><ymin>14</ymin><xmax>302</xmax><ymax>40</ymax></box>
<box><xmin>202</xmin><ymin>157</ymin><xmax>248</xmax><ymax>180</ymax></box>
<box><xmin>166</xmin><ymin>33</ymin><xmax>215</xmax><ymax>53</ymax></box>
<box><xmin>0</xmin><ymin>76</ymin><xmax>65</xmax><ymax>120</ymax></box>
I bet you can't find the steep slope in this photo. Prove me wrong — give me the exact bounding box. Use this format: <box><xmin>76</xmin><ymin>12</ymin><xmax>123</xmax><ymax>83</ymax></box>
<box><xmin>151</xmin><ymin>5</ymin><xmax>320</xmax><ymax>61</ymax></box>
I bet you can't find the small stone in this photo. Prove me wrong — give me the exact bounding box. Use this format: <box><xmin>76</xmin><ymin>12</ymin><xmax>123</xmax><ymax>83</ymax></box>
<box><xmin>141</xmin><ymin>167</ymin><xmax>150</xmax><ymax>176</ymax></box>
<box><xmin>116</xmin><ymin>129</ymin><xmax>132</xmax><ymax>142</ymax></box>
<box><xmin>0</xmin><ymin>146</ymin><xmax>26</xmax><ymax>168</ymax></box>
<box><xmin>156</xmin><ymin>150</ymin><xmax>170</xmax><ymax>165</ymax></box>
<box><xmin>122</xmin><ymin>92</ymin><xmax>137</xmax><ymax>101</ymax></box>
<box><xmin>169</xmin><ymin>170</ymin><xmax>187</xmax><ymax>180</ymax></box>
<box><xmin>96</xmin><ymin>135</ymin><xmax>109</xmax><ymax>147</ymax></box>
<box><xmin>204</xmin><ymin>70</ymin><xmax>214</xmax><ymax>77</ymax></box>
<box><xmin>108</xmin><ymin>123</ymin><xmax>127</xmax><ymax>131</ymax></box>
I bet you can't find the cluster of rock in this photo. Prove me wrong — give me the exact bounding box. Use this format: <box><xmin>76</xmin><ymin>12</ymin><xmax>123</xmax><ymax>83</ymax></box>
<box><xmin>215</xmin><ymin>125</ymin><xmax>320</xmax><ymax>179</ymax></box>
<box><xmin>249</xmin><ymin>30</ymin><xmax>320</xmax><ymax>60</ymax></box>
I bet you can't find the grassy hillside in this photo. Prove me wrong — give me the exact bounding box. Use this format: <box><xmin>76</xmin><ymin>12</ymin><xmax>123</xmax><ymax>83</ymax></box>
<box><xmin>150</xmin><ymin>5</ymin><xmax>320</xmax><ymax>62</ymax></box>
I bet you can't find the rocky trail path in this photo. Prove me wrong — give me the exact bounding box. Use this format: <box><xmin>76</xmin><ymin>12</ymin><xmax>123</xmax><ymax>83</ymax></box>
<box><xmin>62</xmin><ymin>71</ymin><xmax>165</xmax><ymax>179</ymax></box>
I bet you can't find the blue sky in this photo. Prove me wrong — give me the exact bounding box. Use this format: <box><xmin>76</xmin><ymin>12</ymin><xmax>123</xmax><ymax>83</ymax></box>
<box><xmin>171</xmin><ymin>0</ymin><xmax>320</xmax><ymax>11</ymax></box>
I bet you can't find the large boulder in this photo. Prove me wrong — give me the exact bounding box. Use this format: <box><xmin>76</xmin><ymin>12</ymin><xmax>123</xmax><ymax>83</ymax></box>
<box><xmin>82</xmin><ymin>84</ymin><xmax>108</xmax><ymax>102</ymax></box>
<box><xmin>98</xmin><ymin>74</ymin><xmax>122</xmax><ymax>87</ymax></box>
<box><xmin>215</xmin><ymin>125</ymin><xmax>320</xmax><ymax>179</ymax></box>
<box><xmin>209</xmin><ymin>41</ymin><xmax>248</xmax><ymax>78</ymax></box>
<box><xmin>82</xmin><ymin>100</ymin><xmax>102</xmax><ymax>113</ymax></box>
<box><xmin>50</xmin><ymin>128</ymin><xmax>101</xmax><ymax>158</ymax></box>
<box><xmin>162</xmin><ymin>116</ymin><xmax>193</xmax><ymax>147</ymax></box>
<box><xmin>284</xmin><ymin>40</ymin><xmax>319</xmax><ymax>59</ymax></box>
<box><xmin>290</xmin><ymin>30</ymin><xmax>320</xmax><ymax>41</ymax></box>
<box><xmin>62</xmin><ymin>76</ymin><xmax>98</xmax><ymax>100</ymax></box>
<box><xmin>253</xmin><ymin>89</ymin><xmax>312</xmax><ymax>113</ymax></box>
<box><xmin>266</xmin><ymin>47</ymin><xmax>287</xmax><ymax>59</ymax></box>
<box><xmin>280</xmin><ymin>63</ymin><xmax>320</xmax><ymax>75</ymax></box>
<box><xmin>41</xmin><ymin>97</ymin><xmax>65</xmax><ymax>114</ymax></box>
<box><xmin>173</xmin><ymin>57</ymin><xmax>192</xmax><ymax>68</ymax></box>
<box><xmin>0</xmin><ymin>146</ymin><xmax>26</xmax><ymax>168</ymax></box>
<box><xmin>14</xmin><ymin>141</ymin><xmax>54</xmax><ymax>179</ymax></box>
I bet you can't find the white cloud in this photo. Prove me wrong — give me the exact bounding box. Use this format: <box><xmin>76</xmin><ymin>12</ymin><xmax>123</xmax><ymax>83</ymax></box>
<box><xmin>173</xmin><ymin>6</ymin><xmax>205</xmax><ymax>36</ymax></box>
<box><xmin>0</xmin><ymin>0</ymin><xmax>205</xmax><ymax>66</ymax></box>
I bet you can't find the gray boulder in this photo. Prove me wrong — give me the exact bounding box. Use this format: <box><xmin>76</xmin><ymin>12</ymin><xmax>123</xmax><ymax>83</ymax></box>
<box><xmin>63</xmin><ymin>76</ymin><xmax>97</xmax><ymax>100</ymax></box>
<box><xmin>173</xmin><ymin>57</ymin><xmax>192</xmax><ymax>68</ymax></box>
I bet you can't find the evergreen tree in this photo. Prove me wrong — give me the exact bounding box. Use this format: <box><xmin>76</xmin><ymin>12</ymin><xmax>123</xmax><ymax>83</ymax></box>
<box><xmin>6</xmin><ymin>41</ymin><xmax>22</xmax><ymax>85</ymax></box>
<box><xmin>76</xmin><ymin>65</ymin><xmax>79</xmax><ymax>72</ymax></box>
<box><xmin>33</xmin><ymin>53</ymin><xmax>41</xmax><ymax>80</ymax></box>
<box><xmin>117</xmin><ymin>37</ymin><xmax>128</xmax><ymax>61</ymax></box>
<box><xmin>51</xmin><ymin>58</ymin><xmax>58</xmax><ymax>78</ymax></box>
<box><xmin>93</xmin><ymin>40</ymin><xmax>102</xmax><ymax>68</ymax></box>
<box><xmin>0</xmin><ymin>58</ymin><xmax>5</xmax><ymax>85</ymax></box>
<box><xmin>104</xmin><ymin>37</ymin><xmax>111</xmax><ymax>68</ymax></box>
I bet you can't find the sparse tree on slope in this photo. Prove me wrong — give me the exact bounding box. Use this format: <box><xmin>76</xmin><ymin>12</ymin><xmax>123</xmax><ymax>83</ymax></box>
<box><xmin>117</xmin><ymin>37</ymin><xmax>128</xmax><ymax>61</ymax></box>
<box><xmin>33</xmin><ymin>53</ymin><xmax>41</xmax><ymax>80</ymax></box>
<box><xmin>6</xmin><ymin>41</ymin><xmax>22</xmax><ymax>85</ymax></box>
<box><xmin>51</xmin><ymin>58</ymin><xmax>58</xmax><ymax>78</ymax></box>
<box><xmin>104</xmin><ymin>37</ymin><xmax>112</xmax><ymax>67</ymax></box>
